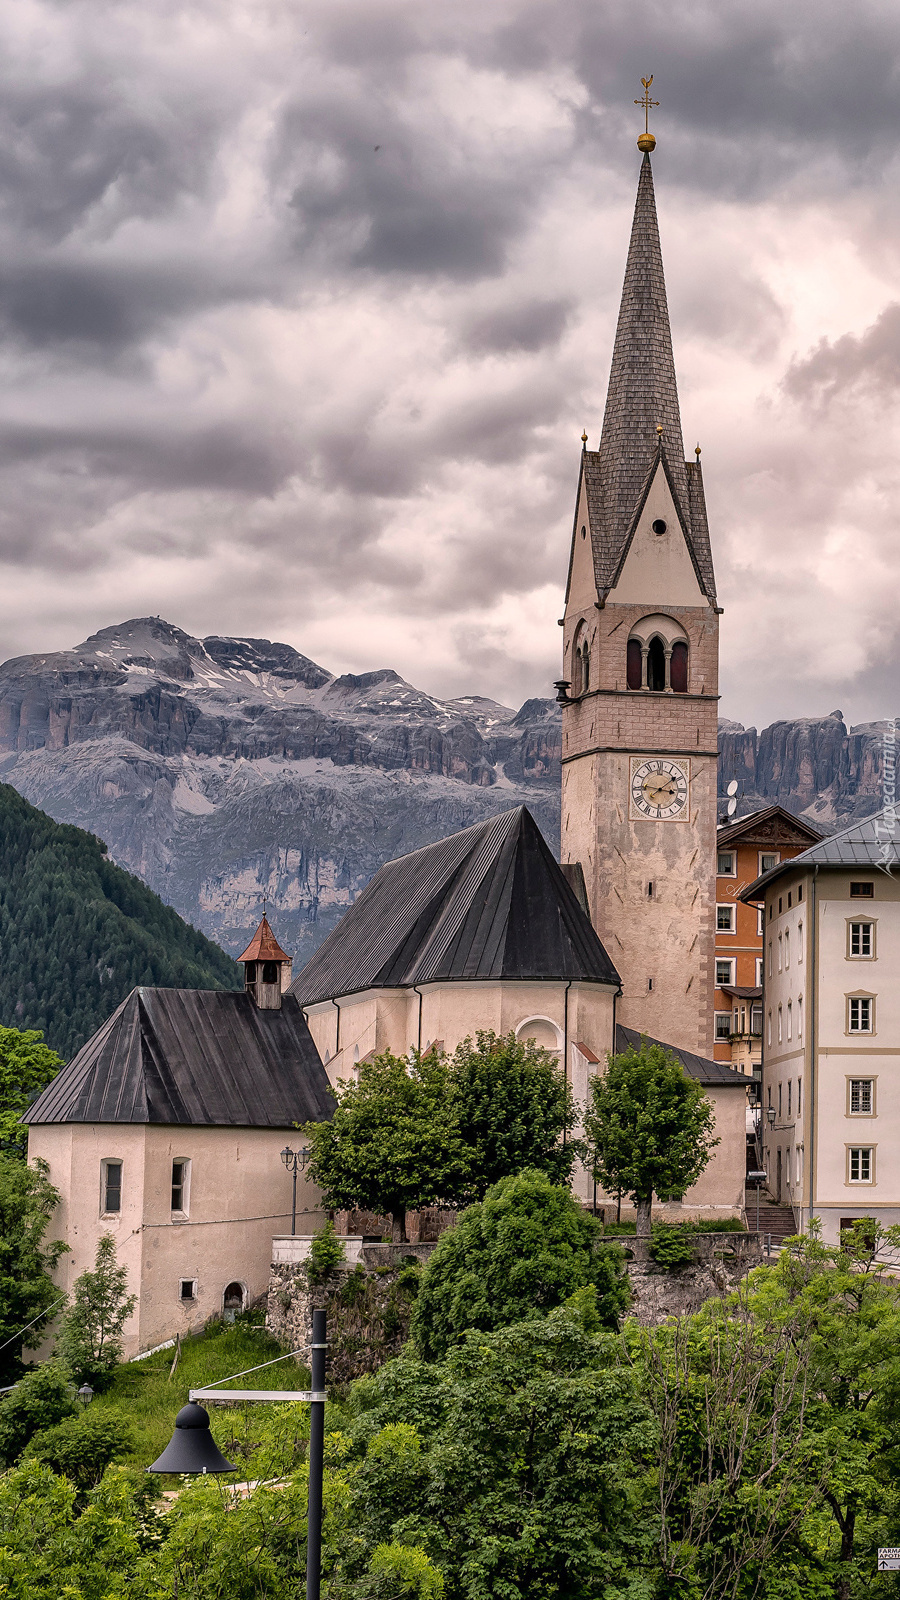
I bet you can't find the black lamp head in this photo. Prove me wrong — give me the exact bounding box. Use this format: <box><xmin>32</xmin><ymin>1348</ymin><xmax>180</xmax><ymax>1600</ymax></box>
<box><xmin>147</xmin><ymin>1402</ymin><xmax>237</xmax><ymax>1475</ymax></box>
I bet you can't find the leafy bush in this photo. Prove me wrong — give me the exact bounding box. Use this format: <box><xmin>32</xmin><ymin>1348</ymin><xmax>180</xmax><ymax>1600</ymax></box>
<box><xmin>356</xmin><ymin>1541</ymin><xmax>445</xmax><ymax>1598</ymax></box>
<box><xmin>695</xmin><ymin>1217</ymin><xmax>746</xmax><ymax>1233</ymax></box>
<box><xmin>448</xmin><ymin>1030</ymin><xmax>578</xmax><ymax>1195</ymax></box>
<box><xmin>0</xmin><ymin>1155</ymin><xmax>68</xmax><ymax>1382</ymax></box>
<box><xmin>410</xmin><ymin>1169</ymin><xmax>629</xmax><ymax>1360</ymax></box>
<box><xmin>24</xmin><ymin>1407</ymin><xmax>136</xmax><ymax>1491</ymax></box>
<box><xmin>306</xmin><ymin>1220</ymin><xmax>346</xmax><ymax>1286</ymax></box>
<box><xmin>56</xmin><ymin>1234</ymin><xmax>136</xmax><ymax>1387</ymax></box>
<box><xmin>0</xmin><ymin>1359</ymin><xmax>78</xmax><ymax>1465</ymax></box>
<box><xmin>649</xmin><ymin>1223</ymin><xmax>697</xmax><ymax>1269</ymax></box>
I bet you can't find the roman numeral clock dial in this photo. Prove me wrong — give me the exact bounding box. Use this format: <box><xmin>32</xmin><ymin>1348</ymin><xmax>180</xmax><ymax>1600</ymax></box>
<box><xmin>629</xmin><ymin>757</ymin><xmax>690</xmax><ymax>821</ymax></box>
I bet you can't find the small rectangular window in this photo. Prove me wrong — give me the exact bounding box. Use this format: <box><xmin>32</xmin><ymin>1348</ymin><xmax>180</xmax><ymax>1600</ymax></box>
<box><xmin>787</xmin><ymin>1080</ymin><xmax>792</xmax><ymax>1117</ymax></box>
<box><xmin>778</xmin><ymin>934</ymin><xmax>783</xmax><ymax>972</ymax></box>
<box><xmin>849</xmin><ymin>922</ymin><xmax>873</xmax><ymax>957</ymax></box>
<box><xmin>750</xmin><ymin>1004</ymin><xmax>762</xmax><ymax>1035</ymax></box>
<box><xmin>716</xmin><ymin>904</ymin><xmax>736</xmax><ymax>932</ymax></box>
<box><xmin>715</xmin><ymin>1012</ymin><xmax>733</xmax><ymax>1041</ymax></box>
<box><xmin>171</xmin><ymin>1160</ymin><xmax>190</xmax><ymax>1215</ymax></box>
<box><xmin>715</xmin><ymin>958</ymin><xmax>734</xmax><ymax>987</ymax></box>
<box><xmin>797</xmin><ymin>883</ymin><xmax>803</xmax><ymax>903</ymax></box>
<box><xmin>849</xmin><ymin>1078</ymin><xmax>874</xmax><ymax>1114</ymax></box>
<box><xmin>778</xmin><ymin>1082</ymin><xmax>783</xmax><ymax>1117</ymax></box>
<box><xmin>785</xmin><ymin>930</ymin><xmax>790</xmax><ymax>968</ymax></box>
<box><xmin>798</xmin><ymin>996</ymin><xmax>803</xmax><ymax>1040</ymax></box>
<box><xmin>757</xmin><ymin>906</ymin><xmax>765</xmax><ymax>936</ymax></box>
<box><xmin>798</xmin><ymin>922</ymin><xmax>804</xmax><ymax>963</ymax></box>
<box><xmin>103</xmin><ymin>1160</ymin><xmax>122</xmax><ymax>1214</ymax></box>
<box><xmin>848</xmin><ymin>1147</ymin><xmax>873</xmax><ymax>1183</ymax></box>
<box><xmin>850</xmin><ymin>882</ymin><xmax>874</xmax><ymax>898</ymax></box>
<box><xmin>717</xmin><ymin>850</ymin><xmax>736</xmax><ymax>875</ymax></box>
<box><xmin>767</xmin><ymin>1011</ymin><xmax>772</xmax><ymax>1047</ymax></box>
<box><xmin>848</xmin><ymin>996</ymin><xmax>873</xmax><ymax>1033</ymax></box>
<box><xmin>761</xmin><ymin>852</ymin><xmax>779</xmax><ymax>874</ymax></box>
<box><xmin>797</xmin><ymin>1077</ymin><xmax>802</xmax><ymax>1115</ymax></box>
<box><xmin>777</xmin><ymin>1006</ymin><xmax>783</xmax><ymax>1043</ymax></box>
<box><xmin>787</xmin><ymin>1002</ymin><xmax>792</xmax><ymax>1041</ymax></box>
<box><xmin>180</xmin><ymin>1279</ymin><xmax>197</xmax><ymax>1302</ymax></box>
<box><xmin>787</xmin><ymin>891</ymin><xmax>792</xmax><ymax>908</ymax></box>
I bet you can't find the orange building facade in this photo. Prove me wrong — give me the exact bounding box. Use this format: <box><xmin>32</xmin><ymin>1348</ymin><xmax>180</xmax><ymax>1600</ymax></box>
<box><xmin>714</xmin><ymin>807</ymin><xmax>822</xmax><ymax>1090</ymax></box>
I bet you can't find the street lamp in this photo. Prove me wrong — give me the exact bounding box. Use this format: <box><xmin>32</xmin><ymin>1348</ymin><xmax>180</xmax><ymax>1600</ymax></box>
<box><xmin>148</xmin><ymin>1307</ymin><xmax>328</xmax><ymax>1600</ymax></box>
<box><xmin>77</xmin><ymin>1382</ymin><xmax>94</xmax><ymax>1404</ymax></box>
<box><xmin>281</xmin><ymin>1144</ymin><xmax>312</xmax><ymax>1236</ymax></box>
<box><xmin>766</xmin><ymin>1106</ymin><xmax>776</xmax><ymax>1127</ymax></box>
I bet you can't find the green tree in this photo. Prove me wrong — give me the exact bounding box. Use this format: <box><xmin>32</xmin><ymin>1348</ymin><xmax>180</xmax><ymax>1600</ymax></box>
<box><xmin>448</xmin><ymin>1031</ymin><xmax>578</xmax><ymax>1196</ymax></box>
<box><xmin>23</xmin><ymin>1408</ymin><xmax>137</xmax><ymax>1493</ymax></box>
<box><xmin>584</xmin><ymin>1038</ymin><xmax>718</xmax><ymax>1236</ymax></box>
<box><xmin>338</xmin><ymin>1301</ymin><xmax>655</xmax><ymax>1599</ymax></box>
<box><xmin>0</xmin><ymin>1026</ymin><xmax>63</xmax><ymax>1155</ymax></box>
<box><xmin>0</xmin><ymin>1155</ymin><xmax>67</xmax><ymax>1382</ymax></box>
<box><xmin>0</xmin><ymin>1460</ymin><xmax>150</xmax><ymax>1600</ymax></box>
<box><xmin>0</xmin><ymin>1359</ymin><xmax>78</xmax><ymax>1466</ymax></box>
<box><xmin>304</xmin><ymin>1051</ymin><xmax>472</xmax><ymax>1241</ymax></box>
<box><xmin>410</xmin><ymin>1169</ymin><xmax>629</xmax><ymax>1361</ymax></box>
<box><xmin>57</xmin><ymin>1233</ymin><xmax>137</xmax><ymax>1386</ymax></box>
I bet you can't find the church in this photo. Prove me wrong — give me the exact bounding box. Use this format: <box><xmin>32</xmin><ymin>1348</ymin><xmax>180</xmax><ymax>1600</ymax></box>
<box><xmin>27</xmin><ymin>117</ymin><xmax>750</xmax><ymax>1357</ymax></box>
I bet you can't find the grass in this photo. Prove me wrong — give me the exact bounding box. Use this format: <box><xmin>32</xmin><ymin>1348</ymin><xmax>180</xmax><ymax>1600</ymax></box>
<box><xmin>90</xmin><ymin>1315</ymin><xmax>312</xmax><ymax>1478</ymax></box>
<box><xmin>600</xmin><ymin>1217</ymin><xmax>748</xmax><ymax>1237</ymax></box>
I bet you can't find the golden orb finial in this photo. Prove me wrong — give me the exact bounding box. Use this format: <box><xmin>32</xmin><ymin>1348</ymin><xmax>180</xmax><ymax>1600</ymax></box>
<box><xmin>656</xmin><ymin>423</ymin><xmax>663</xmax><ymax>437</ymax></box>
<box><xmin>695</xmin><ymin>443</ymin><xmax>701</xmax><ymax>459</ymax></box>
<box><xmin>635</xmin><ymin>76</ymin><xmax>659</xmax><ymax>154</ymax></box>
<box><xmin>581</xmin><ymin>430</ymin><xmax>588</xmax><ymax>448</ymax></box>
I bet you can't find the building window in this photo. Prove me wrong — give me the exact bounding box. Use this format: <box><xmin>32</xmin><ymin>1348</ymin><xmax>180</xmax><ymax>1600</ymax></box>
<box><xmin>849</xmin><ymin>1078</ymin><xmax>874</xmax><ymax>1115</ymax></box>
<box><xmin>647</xmin><ymin>636</ymin><xmax>666</xmax><ymax>691</ymax></box>
<box><xmin>670</xmin><ymin>640</ymin><xmax>688</xmax><ymax>693</ymax></box>
<box><xmin>796</xmin><ymin>1145</ymin><xmax>803</xmax><ymax>1184</ymax></box>
<box><xmin>757</xmin><ymin>906</ymin><xmax>765</xmax><ymax>936</ymax></box>
<box><xmin>797</xmin><ymin>1077</ymin><xmax>802</xmax><ymax>1115</ymax></box>
<box><xmin>244</xmin><ymin>962</ymin><xmax>257</xmax><ymax>986</ymax></box>
<box><xmin>798</xmin><ymin>922</ymin><xmax>803</xmax><ymax>963</ymax></box>
<box><xmin>797</xmin><ymin>995</ymin><xmax>803</xmax><ymax>1040</ymax></box>
<box><xmin>756</xmin><ymin>956</ymin><xmax>764</xmax><ymax>986</ymax></box>
<box><xmin>849</xmin><ymin>882</ymin><xmax>874</xmax><ymax>899</ymax></box>
<box><xmin>787</xmin><ymin>1080</ymin><xmax>792</xmax><ymax>1117</ymax></box>
<box><xmin>784</xmin><ymin>930</ymin><xmax>790</xmax><ymax>968</ymax></box>
<box><xmin>750</xmin><ymin>1004</ymin><xmax>762</xmax><ymax>1036</ymax></box>
<box><xmin>849</xmin><ymin>921</ymin><xmax>874</xmax><ymax>958</ymax></box>
<box><xmin>626</xmin><ymin>637</ymin><xmax>642</xmax><ymax>691</ymax></box>
<box><xmin>777</xmin><ymin>1005</ymin><xmax>783</xmax><ymax>1043</ymax></box>
<box><xmin>716</xmin><ymin>904</ymin><xmax>736</xmax><ymax>933</ymax></box>
<box><xmin>778</xmin><ymin>897</ymin><xmax>783</xmax><ymax>914</ymax></box>
<box><xmin>767</xmin><ymin>1085</ymin><xmax>772</xmax><ymax>1111</ymax></box>
<box><xmin>778</xmin><ymin>1082</ymin><xmax>783</xmax><ymax>1118</ymax></box>
<box><xmin>767</xmin><ymin>941</ymin><xmax>773</xmax><ymax>978</ymax></box>
<box><xmin>798</xmin><ymin>883</ymin><xmax>803</xmax><ymax>902</ymax></box>
<box><xmin>102</xmin><ymin>1160</ymin><xmax>122</xmax><ymax>1215</ymax></box>
<box><xmin>718</xmin><ymin>850</ymin><xmax>736</xmax><ymax>875</ymax></box>
<box><xmin>848</xmin><ymin>1146</ymin><xmax>874</xmax><ymax>1184</ymax></box>
<box><xmin>171</xmin><ymin>1159</ymin><xmax>190</xmax><ymax>1216</ymax></box>
<box><xmin>787</xmin><ymin>1001</ymin><xmax>792</xmax><ymax>1041</ymax></box>
<box><xmin>760</xmin><ymin>852</ymin><xmax>780</xmax><ymax>874</ymax></box>
<box><xmin>180</xmin><ymin>1279</ymin><xmax>197</xmax><ymax>1302</ymax></box>
<box><xmin>715</xmin><ymin>958</ymin><xmax>735</xmax><ymax>987</ymax></box>
<box><xmin>715</xmin><ymin>1012</ymin><xmax>733</xmax><ymax>1041</ymax></box>
<box><xmin>732</xmin><ymin>1007</ymin><xmax>739</xmax><ymax>1032</ymax></box>
<box><xmin>778</xmin><ymin>934</ymin><xmax>783</xmax><ymax>972</ymax></box>
<box><xmin>848</xmin><ymin>996</ymin><xmax>874</xmax><ymax>1034</ymax></box>
<box><xmin>767</xmin><ymin>1011</ymin><xmax>772</xmax><ymax>1047</ymax></box>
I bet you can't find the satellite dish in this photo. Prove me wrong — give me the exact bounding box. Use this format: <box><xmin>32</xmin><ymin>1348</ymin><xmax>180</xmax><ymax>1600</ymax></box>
<box><xmin>727</xmin><ymin>780</ymin><xmax>738</xmax><ymax>797</ymax></box>
<box><xmin>727</xmin><ymin>798</ymin><xmax>737</xmax><ymax>816</ymax></box>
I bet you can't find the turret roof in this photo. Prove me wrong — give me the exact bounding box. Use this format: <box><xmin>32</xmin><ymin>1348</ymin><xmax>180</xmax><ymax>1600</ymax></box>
<box><xmin>237</xmin><ymin>914</ymin><xmax>291</xmax><ymax>964</ymax></box>
<box><xmin>577</xmin><ymin>154</ymin><xmax>717</xmax><ymax>605</ymax></box>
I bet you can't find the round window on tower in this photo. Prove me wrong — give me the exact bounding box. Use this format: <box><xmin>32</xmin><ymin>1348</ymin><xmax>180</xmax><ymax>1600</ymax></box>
<box><xmin>651</xmin><ymin>518</ymin><xmax>667</xmax><ymax>536</ymax></box>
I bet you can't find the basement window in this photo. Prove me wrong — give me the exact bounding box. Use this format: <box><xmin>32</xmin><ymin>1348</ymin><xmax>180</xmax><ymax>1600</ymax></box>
<box><xmin>180</xmin><ymin>1279</ymin><xmax>197</xmax><ymax>1302</ymax></box>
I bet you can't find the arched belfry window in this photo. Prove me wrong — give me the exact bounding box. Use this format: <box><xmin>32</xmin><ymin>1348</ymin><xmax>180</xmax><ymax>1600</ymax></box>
<box><xmin>571</xmin><ymin>624</ymin><xmax>591</xmax><ymax>697</ymax></box>
<box><xmin>625</xmin><ymin>614</ymin><xmax>689</xmax><ymax>694</ymax></box>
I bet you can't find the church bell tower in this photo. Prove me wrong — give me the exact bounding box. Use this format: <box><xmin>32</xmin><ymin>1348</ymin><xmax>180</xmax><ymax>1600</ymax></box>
<box><xmin>559</xmin><ymin>99</ymin><xmax>719</xmax><ymax>1057</ymax></box>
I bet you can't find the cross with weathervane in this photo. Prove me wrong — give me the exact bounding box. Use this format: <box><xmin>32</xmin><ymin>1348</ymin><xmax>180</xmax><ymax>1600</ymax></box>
<box><xmin>634</xmin><ymin>75</ymin><xmax>659</xmax><ymax>136</ymax></box>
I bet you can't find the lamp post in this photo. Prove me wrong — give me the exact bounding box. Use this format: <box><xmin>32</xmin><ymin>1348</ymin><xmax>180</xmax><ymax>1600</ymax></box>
<box><xmin>148</xmin><ymin>1310</ymin><xmax>328</xmax><ymax>1600</ymax></box>
<box><xmin>77</xmin><ymin>1382</ymin><xmax>94</xmax><ymax>1404</ymax></box>
<box><xmin>281</xmin><ymin>1145</ymin><xmax>312</xmax><ymax>1236</ymax></box>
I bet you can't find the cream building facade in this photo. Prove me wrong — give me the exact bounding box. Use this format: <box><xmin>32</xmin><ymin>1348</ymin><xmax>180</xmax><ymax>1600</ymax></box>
<box><xmin>742</xmin><ymin>814</ymin><xmax>900</xmax><ymax>1244</ymax></box>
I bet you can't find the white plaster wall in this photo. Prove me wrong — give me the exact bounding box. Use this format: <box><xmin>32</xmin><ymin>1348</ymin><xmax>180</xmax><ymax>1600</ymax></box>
<box><xmin>28</xmin><ymin>1122</ymin><xmax>326</xmax><ymax>1359</ymax></box>
<box><xmin>610</xmin><ymin>463</ymin><xmax>706</xmax><ymax>608</ymax></box>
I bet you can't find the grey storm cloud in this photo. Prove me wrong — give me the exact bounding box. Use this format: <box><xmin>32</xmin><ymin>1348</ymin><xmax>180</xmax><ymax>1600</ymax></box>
<box><xmin>0</xmin><ymin>0</ymin><xmax>898</xmax><ymax>725</ymax></box>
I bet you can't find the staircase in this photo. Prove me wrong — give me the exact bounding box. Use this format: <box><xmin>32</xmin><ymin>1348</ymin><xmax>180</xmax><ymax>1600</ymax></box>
<box><xmin>745</xmin><ymin>1190</ymin><xmax>798</xmax><ymax>1249</ymax></box>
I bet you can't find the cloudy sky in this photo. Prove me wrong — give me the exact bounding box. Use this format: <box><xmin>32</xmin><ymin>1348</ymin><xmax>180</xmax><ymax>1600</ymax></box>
<box><xmin>0</xmin><ymin>0</ymin><xmax>899</xmax><ymax>730</ymax></box>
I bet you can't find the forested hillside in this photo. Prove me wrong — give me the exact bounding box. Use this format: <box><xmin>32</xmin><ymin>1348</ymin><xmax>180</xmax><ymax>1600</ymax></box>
<box><xmin>0</xmin><ymin>784</ymin><xmax>238</xmax><ymax>1059</ymax></box>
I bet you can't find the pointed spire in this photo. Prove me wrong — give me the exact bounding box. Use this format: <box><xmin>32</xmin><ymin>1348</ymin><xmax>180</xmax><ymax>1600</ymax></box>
<box><xmin>597</xmin><ymin>153</ymin><xmax>687</xmax><ymax>540</ymax></box>
<box><xmin>579</xmin><ymin>151</ymin><xmax>717</xmax><ymax>606</ymax></box>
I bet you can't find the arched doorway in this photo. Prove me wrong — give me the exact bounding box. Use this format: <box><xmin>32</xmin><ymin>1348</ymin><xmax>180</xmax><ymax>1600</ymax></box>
<box><xmin>222</xmin><ymin>1281</ymin><xmax>245</xmax><ymax>1322</ymax></box>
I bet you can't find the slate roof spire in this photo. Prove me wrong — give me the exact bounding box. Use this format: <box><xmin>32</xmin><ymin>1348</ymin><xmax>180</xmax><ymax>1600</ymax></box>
<box><xmin>580</xmin><ymin>151</ymin><xmax>717</xmax><ymax>604</ymax></box>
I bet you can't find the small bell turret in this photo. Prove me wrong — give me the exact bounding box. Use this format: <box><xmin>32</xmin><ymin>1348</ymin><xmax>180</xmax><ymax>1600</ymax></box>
<box><xmin>237</xmin><ymin>914</ymin><xmax>292</xmax><ymax>1010</ymax></box>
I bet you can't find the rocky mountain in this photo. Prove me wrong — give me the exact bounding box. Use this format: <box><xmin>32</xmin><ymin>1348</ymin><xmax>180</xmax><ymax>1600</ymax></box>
<box><xmin>0</xmin><ymin>619</ymin><xmax>561</xmax><ymax>962</ymax></box>
<box><xmin>0</xmin><ymin>618</ymin><xmax>889</xmax><ymax>962</ymax></box>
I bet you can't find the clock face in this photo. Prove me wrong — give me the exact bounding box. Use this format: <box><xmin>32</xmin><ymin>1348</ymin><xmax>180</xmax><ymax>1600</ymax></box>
<box><xmin>630</xmin><ymin>757</ymin><xmax>690</xmax><ymax>821</ymax></box>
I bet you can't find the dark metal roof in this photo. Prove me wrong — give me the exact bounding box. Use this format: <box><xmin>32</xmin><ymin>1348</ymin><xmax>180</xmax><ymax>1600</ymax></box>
<box><xmin>27</xmin><ymin>988</ymin><xmax>335</xmax><ymax>1127</ymax></box>
<box><xmin>740</xmin><ymin>809</ymin><xmax>899</xmax><ymax>902</ymax></box>
<box><xmin>615</xmin><ymin>1024</ymin><xmax>751</xmax><ymax>1088</ymax></box>
<box><xmin>290</xmin><ymin>805</ymin><xmax>621</xmax><ymax>1007</ymax></box>
<box><xmin>576</xmin><ymin>154</ymin><xmax>716</xmax><ymax>606</ymax></box>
